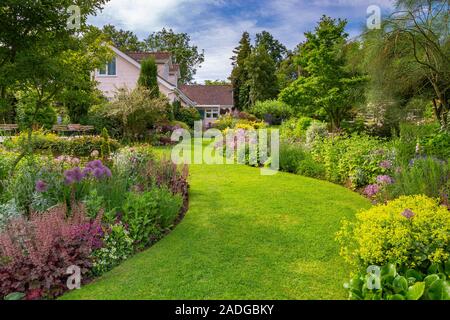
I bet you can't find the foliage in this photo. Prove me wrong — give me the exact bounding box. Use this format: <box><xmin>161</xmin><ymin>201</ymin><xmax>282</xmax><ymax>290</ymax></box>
<box><xmin>204</xmin><ymin>80</ymin><xmax>231</xmax><ymax>86</ymax></box>
<box><xmin>393</xmin><ymin>122</ymin><xmax>440</xmax><ymax>166</ymax></box>
<box><xmin>121</xmin><ymin>188</ymin><xmax>182</xmax><ymax>250</ymax></box>
<box><xmin>91</xmin><ymin>223</ymin><xmax>134</xmax><ymax>276</ymax></box>
<box><xmin>107</xmin><ymin>87</ymin><xmax>169</xmax><ymax>140</ymax></box>
<box><xmin>305</xmin><ymin>121</ymin><xmax>328</xmax><ymax>148</ymax></box>
<box><xmin>15</xmin><ymin>91</ymin><xmax>57</xmax><ymax>130</ymax></box>
<box><xmin>345</xmin><ymin>262</ymin><xmax>450</xmax><ymax>300</ymax></box>
<box><xmin>255</xmin><ymin>31</ymin><xmax>288</xmax><ymax>67</ymax></box>
<box><xmin>173</xmin><ymin>102</ymin><xmax>201</xmax><ymax>128</ymax></box>
<box><xmin>138</xmin><ymin>57</ymin><xmax>159</xmax><ymax>98</ymax></box>
<box><xmin>245</xmin><ymin>44</ymin><xmax>279</xmax><ymax>106</ymax></box>
<box><xmin>143</xmin><ymin>28</ymin><xmax>205</xmax><ymax>84</ymax></box>
<box><xmin>250</xmin><ymin>100</ymin><xmax>292</xmax><ymax>125</ymax></box>
<box><xmin>365</xmin><ymin>1</ymin><xmax>450</xmax><ymax>130</ymax></box>
<box><xmin>280</xmin><ymin>117</ymin><xmax>315</xmax><ymax>143</ymax></box>
<box><xmin>8</xmin><ymin>131</ymin><xmax>120</xmax><ymax>157</ymax></box>
<box><xmin>421</xmin><ymin>132</ymin><xmax>450</xmax><ymax>160</ymax></box>
<box><xmin>280</xmin><ymin>16</ymin><xmax>366</xmax><ymax>130</ymax></box>
<box><xmin>279</xmin><ymin>141</ymin><xmax>327</xmax><ymax>179</ymax></box>
<box><xmin>82</xmin><ymin>103</ymin><xmax>122</xmax><ymax>138</ymax></box>
<box><xmin>101</xmin><ymin>24</ymin><xmax>143</xmax><ymax>52</ymax></box>
<box><xmin>0</xmin><ymin>204</ymin><xmax>103</xmax><ymax>299</ymax></box>
<box><xmin>384</xmin><ymin>157</ymin><xmax>450</xmax><ymax>200</ymax></box>
<box><xmin>311</xmin><ymin>134</ymin><xmax>393</xmax><ymax>188</ymax></box>
<box><xmin>279</xmin><ymin>143</ymin><xmax>309</xmax><ymax>173</ymax></box>
<box><xmin>230</xmin><ymin>32</ymin><xmax>252</xmax><ymax>110</ymax></box>
<box><xmin>337</xmin><ymin>195</ymin><xmax>450</xmax><ymax>271</ymax></box>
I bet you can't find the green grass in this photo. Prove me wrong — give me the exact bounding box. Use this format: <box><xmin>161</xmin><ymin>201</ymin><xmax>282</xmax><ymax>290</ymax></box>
<box><xmin>62</xmin><ymin>146</ymin><xmax>370</xmax><ymax>300</ymax></box>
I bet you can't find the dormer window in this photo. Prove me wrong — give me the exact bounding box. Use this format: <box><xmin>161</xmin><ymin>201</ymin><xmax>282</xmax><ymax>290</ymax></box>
<box><xmin>98</xmin><ymin>57</ymin><xmax>117</xmax><ymax>76</ymax></box>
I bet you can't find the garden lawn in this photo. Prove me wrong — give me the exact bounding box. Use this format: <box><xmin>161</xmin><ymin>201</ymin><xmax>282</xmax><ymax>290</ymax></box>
<box><xmin>62</xmin><ymin>155</ymin><xmax>370</xmax><ymax>299</ymax></box>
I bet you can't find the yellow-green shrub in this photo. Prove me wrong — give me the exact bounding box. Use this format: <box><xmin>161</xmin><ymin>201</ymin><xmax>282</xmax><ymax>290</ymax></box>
<box><xmin>7</xmin><ymin>131</ymin><xmax>121</xmax><ymax>157</ymax></box>
<box><xmin>337</xmin><ymin>195</ymin><xmax>450</xmax><ymax>271</ymax></box>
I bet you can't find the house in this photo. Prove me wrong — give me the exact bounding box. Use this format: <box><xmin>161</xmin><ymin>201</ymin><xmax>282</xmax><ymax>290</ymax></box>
<box><xmin>179</xmin><ymin>84</ymin><xmax>234</xmax><ymax>127</ymax></box>
<box><xmin>93</xmin><ymin>46</ymin><xmax>234</xmax><ymax>126</ymax></box>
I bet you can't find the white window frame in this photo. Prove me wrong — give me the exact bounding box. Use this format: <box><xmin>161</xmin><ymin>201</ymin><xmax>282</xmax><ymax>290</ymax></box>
<box><xmin>97</xmin><ymin>57</ymin><xmax>117</xmax><ymax>77</ymax></box>
<box><xmin>205</xmin><ymin>107</ymin><xmax>220</xmax><ymax>119</ymax></box>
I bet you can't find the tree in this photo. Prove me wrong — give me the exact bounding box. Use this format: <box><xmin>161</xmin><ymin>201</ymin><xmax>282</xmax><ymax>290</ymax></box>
<box><xmin>230</xmin><ymin>32</ymin><xmax>252</xmax><ymax>110</ymax></box>
<box><xmin>255</xmin><ymin>31</ymin><xmax>288</xmax><ymax>67</ymax></box>
<box><xmin>0</xmin><ymin>0</ymin><xmax>111</xmax><ymax>168</ymax></box>
<box><xmin>58</xmin><ymin>26</ymin><xmax>113</xmax><ymax>123</ymax></box>
<box><xmin>138</xmin><ymin>57</ymin><xmax>160</xmax><ymax>98</ymax></box>
<box><xmin>280</xmin><ymin>16</ymin><xmax>366</xmax><ymax>130</ymax></box>
<box><xmin>245</xmin><ymin>45</ymin><xmax>279</xmax><ymax>106</ymax></box>
<box><xmin>0</xmin><ymin>0</ymin><xmax>109</xmax><ymax>121</ymax></box>
<box><xmin>107</xmin><ymin>87</ymin><xmax>169</xmax><ymax>140</ymax></box>
<box><xmin>204</xmin><ymin>80</ymin><xmax>231</xmax><ymax>86</ymax></box>
<box><xmin>102</xmin><ymin>24</ymin><xmax>143</xmax><ymax>52</ymax></box>
<box><xmin>366</xmin><ymin>0</ymin><xmax>449</xmax><ymax>130</ymax></box>
<box><xmin>143</xmin><ymin>28</ymin><xmax>204</xmax><ymax>84</ymax></box>
<box><xmin>276</xmin><ymin>49</ymin><xmax>300</xmax><ymax>90</ymax></box>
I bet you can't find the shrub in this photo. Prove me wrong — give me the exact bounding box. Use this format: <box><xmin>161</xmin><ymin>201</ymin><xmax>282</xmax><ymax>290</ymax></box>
<box><xmin>9</xmin><ymin>131</ymin><xmax>120</xmax><ymax>157</ymax></box>
<box><xmin>393</xmin><ymin>122</ymin><xmax>440</xmax><ymax>166</ymax></box>
<box><xmin>82</xmin><ymin>103</ymin><xmax>122</xmax><ymax>138</ymax></box>
<box><xmin>213</xmin><ymin>114</ymin><xmax>236</xmax><ymax>131</ymax></box>
<box><xmin>305</xmin><ymin>122</ymin><xmax>328</xmax><ymax>148</ymax></box>
<box><xmin>384</xmin><ymin>157</ymin><xmax>450</xmax><ymax>200</ymax></box>
<box><xmin>337</xmin><ymin>195</ymin><xmax>450</xmax><ymax>271</ymax></box>
<box><xmin>250</xmin><ymin>100</ymin><xmax>293</xmax><ymax>125</ymax></box>
<box><xmin>311</xmin><ymin>134</ymin><xmax>393</xmax><ymax>188</ymax></box>
<box><xmin>107</xmin><ymin>87</ymin><xmax>170</xmax><ymax>140</ymax></box>
<box><xmin>421</xmin><ymin>132</ymin><xmax>450</xmax><ymax>160</ymax></box>
<box><xmin>15</xmin><ymin>91</ymin><xmax>57</xmax><ymax>130</ymax></box>
<box><xmin>174</xmin><ymin>104</ymin><xmax>201</xmax><ymax>128</ymax></box>
<box><xmin>279</xmin><ymin>143</ymin><xmax>308</xmax><ymax>173</ymax></box>
<box><xmin>280</xmin><ymin>117</ymin><xmax>315</xmax><ymax>143</ymax></box>
<box><xmin>91</xmin><ymin>223</ymin><xmax>134</xmax><ymax>276</ymax></box>
<box><xmin>296</xmin><ymin>157</ymin><xmax>326</xmax><ymax>179</ymax></box>
<box><xmin>121</xmin><ymin>188</ymin><xmax>182</xmax><ymax>250</ymax></box>
<box><xmin>0</xmin><ymin>204</ymin><xmax>103</xmax><ymax>299</ymax></box>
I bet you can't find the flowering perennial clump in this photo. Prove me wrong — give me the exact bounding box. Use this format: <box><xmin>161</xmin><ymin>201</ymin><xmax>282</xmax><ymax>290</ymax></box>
<box><xmin>337</xmin><ymin>195</ymin><xmax>450</xmax><ymax>270</ymax></box>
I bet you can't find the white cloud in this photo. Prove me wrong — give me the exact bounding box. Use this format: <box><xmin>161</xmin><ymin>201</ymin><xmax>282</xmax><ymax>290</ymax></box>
<box><xmin>89</xmin><ymin>0</ymin><xmax>396</xmax><ymax>83</ymax></box>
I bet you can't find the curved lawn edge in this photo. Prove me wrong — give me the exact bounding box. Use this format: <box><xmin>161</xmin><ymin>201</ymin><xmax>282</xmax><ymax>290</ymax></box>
<box><xmin>62</xmin><ymin>164</ymin><xmax>370</xmax><ymax>300</ymax></box>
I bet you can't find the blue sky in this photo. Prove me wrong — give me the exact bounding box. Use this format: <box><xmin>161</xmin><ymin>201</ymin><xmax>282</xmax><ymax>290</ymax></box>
<box><xmin>88</xmin><ymin>0</ymin><xmax>395</xmax><ymax>83</ymax></box>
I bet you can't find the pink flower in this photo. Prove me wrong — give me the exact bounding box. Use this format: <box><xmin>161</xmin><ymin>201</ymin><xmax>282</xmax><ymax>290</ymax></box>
<box><xmin>401</xmin><ymin>209</ymin><xmax>415</xmax><ymax>219</ymax></box>
<box><xmin>364</xmin><ymin>184</ymin><xmax>380</xmax><ymax>197</ymax></box>
<box><xmin>35</xmin><ymin>180</ymin><xmax>48</xmax><ymax>193</ymax></box>
<box><xmin>376</xmin><ymin>175</ymin><xmax>394</xmax><ymax>185</ymax></box>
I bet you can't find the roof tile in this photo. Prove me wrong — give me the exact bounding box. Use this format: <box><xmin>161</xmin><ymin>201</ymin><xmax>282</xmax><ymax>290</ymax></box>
<box><xmin>179</xmin><ymin>85</ymin><xmax>233</xmax><ymax>106</ymax></box>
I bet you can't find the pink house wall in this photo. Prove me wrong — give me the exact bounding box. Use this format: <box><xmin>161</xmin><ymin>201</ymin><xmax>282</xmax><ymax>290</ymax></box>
<box><xmin>94</xmin><ymin>54</ymin><xmax>140</xmax><ymax>99</ymax></box>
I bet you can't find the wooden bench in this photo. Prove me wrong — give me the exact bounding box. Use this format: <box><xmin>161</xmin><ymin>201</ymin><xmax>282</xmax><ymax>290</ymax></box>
<box><xmin>0</xmin><ymin>124</ymin><xmax>19</xmax><ymax>137</ymax></box>
<box><xmin>52</xmin><ymin>124</ymin><xmax>95</xmax><ymax>135</ymax></box>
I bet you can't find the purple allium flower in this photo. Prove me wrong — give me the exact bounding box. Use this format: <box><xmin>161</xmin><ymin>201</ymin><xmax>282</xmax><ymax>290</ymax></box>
<box><xmin>364</xmin><ymin>184</ymin><xmax>380</xmax><ymax>197</ymax></box>
<box><xmin>71</xmin><ymin>167</ymin><xmax>84</xmax><ymax>182</ymax></box>
<box><xmin>379</xmin><ymin>160</ymin><xmax>392</xmax><ymax>169</ymax></box>
<box><xmin>35</xmin><ymin>180</ymin><xmax>48</xmax><ymax>193</ymax></box>
<box><xmin>88</xmin><ymin>160</ymin><xmax>103</xmax><ymax>169</ymax></box>
<box><xmin>93</xmin><ymin>167</ymin><xmax>105</xmax><ymax>179</ymax></box>
<box><xmin>82</xmin><ymin>167</ymin><xmax>93</xmax><ymax>176</ymax></box>
<box><xmin>104</xmin><ymin>167</ymin><xmax>112</xmax><ymax>178</ymax></box>
<box><xmin>376</xmin><ymin>175</ymin><xmax>394</xmax><ymax>185</ymax></box>
<box><xmin>401</xmin><ymin>209</ymin><xmax>415</xmax><ymax>219</ymax></box>
<box><xmin>64</xmin><ymin>167</ymin><xmax>84</xmax><ymax>185</ymax></box>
